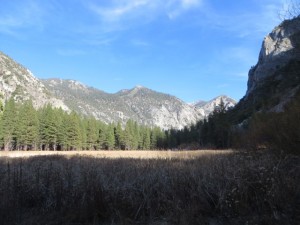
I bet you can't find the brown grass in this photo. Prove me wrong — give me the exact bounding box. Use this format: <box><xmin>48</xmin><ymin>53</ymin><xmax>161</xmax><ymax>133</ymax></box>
<box><xmin>0</xmin><ymin>150</ymin><xmax>298</xmax><ymax>225</ymax></box>
<box><xmin>0</xmin><ymin>149</ymin><xmax>233</xmax><ymax>159</ymax></box>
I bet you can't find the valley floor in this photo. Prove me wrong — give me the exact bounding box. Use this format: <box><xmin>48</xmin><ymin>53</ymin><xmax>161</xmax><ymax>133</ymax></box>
<box><xmin>0</xmin><ymin>150</ymin><xmax>298</xmax><ymax>225</ymax></box>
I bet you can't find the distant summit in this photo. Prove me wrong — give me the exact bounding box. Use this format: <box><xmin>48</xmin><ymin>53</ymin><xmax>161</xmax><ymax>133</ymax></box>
<box><xmin>42</xmin><ymin>79</ymin><xmax>205</xmax><ymax>129</ymax></box>
<box><xmin>193</xmin><ymin>95</ymin><xmax>237</xmax><ymax>116</ymax></box>
<box><xmin>0</xmin><ymin>50</ymin><xmax>236</xmax><ymax>129</ymax></box>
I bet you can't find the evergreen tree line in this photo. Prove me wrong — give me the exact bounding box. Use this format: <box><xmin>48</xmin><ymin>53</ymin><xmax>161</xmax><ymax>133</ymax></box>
<box><xmin>2</xmin><ymin>97</ymin><xmax>296</xmax><ymax>152</ymax></box>
<box><xmin>170</xmin><ymin>96</ymin><xmax>300</xmax><ymax>153</ymax></box>
<box><xmin>167</xmin><ymin>99</ymin><xmax>232</xmax><ymax>149</ymax></box>
<box><xmin>0</xmin><ymin>99</ymin><xmax>168</xmax><ymax>151</ymax></box>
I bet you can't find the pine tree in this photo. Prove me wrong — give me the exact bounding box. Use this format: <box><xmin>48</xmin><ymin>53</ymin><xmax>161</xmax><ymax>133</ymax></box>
<box><xmin>104</xmin><ymin>124</ymin><xmax>115</xmax><ymax>150</ymax></box>
<box><xmin>86</xmin><ymin>117</ymin><xmax>98</xmax><ymax>150</ymax></box>
<box><xmin>132</xmin><ymin>121</ymin><xmax>140</xmax><ymax>149</ymax></box>
<box><xmin>141</xmin><ymin>126</ymin><xmax>151</xmax><ymax>150</ymax></box>
<box><xmin>55</xmin><ymin>108</ymin><xmax>68</xmax><ymax>150</ymax></box>
<box><xmin>17</xmin><ymin>101</ymin><xmax>39</xmax><ymax>150</ymax></box>
<box><xmin>65</xmin><ymin>111</ymin><xmax>81</xmax><ymax>150</ymax></box>
<box><xmin>79</xmin><ymin>119</ymin><xmax>87</xmax><ymax>150</ymax></box>
<box><xmin>150</xmin><ymin>130</ymin><xmax>157</xmax><ymax>150</ymax></box>
<box><xmin>114</xmin><ymin>122</ymin><xmax>124</xmax><ymax>149</ymax></box>
<box><xmin>124</xmin><ymin>120</ymin><xmax>133</xmax><ymax>150</ymax></box>
<box><xmin>39</xmin><ymin>105</ymin><xmax>58</xmax><ymax>150</ymax></box>
<box><xmin>98</xmin><ymin>122</ymin><xmax>106</xmax><ymax>149</ymax></box>
<box><xmin>1</xmin><ymin>98</ymin><xmax>18</xmax><ymax>151</ymax></box>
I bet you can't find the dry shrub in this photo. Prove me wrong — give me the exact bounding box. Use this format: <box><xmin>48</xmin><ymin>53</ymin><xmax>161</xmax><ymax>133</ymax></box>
<box><xmin>0</xmin><ymin>152</ymin><xmax>299</xmax><ymax>225</ymax></box>
<box><xmin>235</xmin><ymin>95</ymin><xmax>300</xmax><ymax>154</ymax></box>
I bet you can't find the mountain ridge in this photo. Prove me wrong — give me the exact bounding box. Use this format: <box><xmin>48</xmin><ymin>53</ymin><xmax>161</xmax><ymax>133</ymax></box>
<box><xmin>0</xmin><ymin>50</ymin><xmax>236</xmax><ymax>129</ymax></box>
<box><xmin>0</xmin><ymin>51</ymin><xmax>69</xmax><ymax>111</ymax></box>
<box><xmin>41</xmin><ymin>78</ymin><xmax>207</xmax><ymax>129</ymax></box>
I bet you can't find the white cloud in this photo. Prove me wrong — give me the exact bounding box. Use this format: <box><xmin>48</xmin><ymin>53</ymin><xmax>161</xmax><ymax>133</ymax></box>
<box><xmin>88</xmin><ymin>0</ymin><xmax>150</xmax><ymax>22</ymax></box>
<box><xmin>167</xmin><ymin>0</ymin><xmax>202</xmax><ymax>18</ymax></box>
<box><xmin>87</xmin><ymin>0</ymin><xmax>203</xmax><ymax>23</ymax></box>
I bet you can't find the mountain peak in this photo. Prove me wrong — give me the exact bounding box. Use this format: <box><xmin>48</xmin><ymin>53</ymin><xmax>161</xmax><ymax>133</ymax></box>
<box><xmin>0</xmin><ymin>53</ymin><xmax>69</xmax><ymax>110</ymax></box>
<box><xmin>134</xmin><ymin>85</ymin><xmax>144</xmax><ymax>89</ymax></box>
<box><xmin>1</xmin><ymin>50</ymin><xmax>236</xmax><ymax>129</ymax></box>
<box><xmin>193</xmin><ymin>95</ymin><xmax>237</xmax><ymax>116</ymax></box>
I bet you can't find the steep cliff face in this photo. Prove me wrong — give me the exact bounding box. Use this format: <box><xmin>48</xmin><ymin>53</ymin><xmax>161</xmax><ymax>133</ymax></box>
<box><xmin>232</xmin><ymin>17</ymin><xmax>300</xmax><ymax>122</ymax></box>
<box><xmin>247</xmin><ymin>17</ymin><xmax>300</xmax><ymax>97</ymax></box>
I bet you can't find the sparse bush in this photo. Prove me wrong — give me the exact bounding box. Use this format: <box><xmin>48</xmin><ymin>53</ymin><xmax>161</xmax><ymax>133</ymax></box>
<box><xmin>235</xmin><ymin>93</ymin><xmax>300</xmax><ymax>154</ymax></box>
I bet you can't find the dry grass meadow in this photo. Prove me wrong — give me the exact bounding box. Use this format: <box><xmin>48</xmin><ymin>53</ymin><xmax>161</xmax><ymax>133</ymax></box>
<box><xmin>0</xmin><ymin>150</ymin><xmax>299</xmax><ymax>225</ymax></box>
<box><xmin>0</xmin><ymin>149</ymin><xmax>233</xmax><ymax>159</ymax></box>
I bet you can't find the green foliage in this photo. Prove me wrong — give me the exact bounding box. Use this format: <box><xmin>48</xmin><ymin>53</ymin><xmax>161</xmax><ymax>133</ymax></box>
<box><xmin>103</xmin><ymin>124</ymin><xmax>115</xmax><ymax>150</ymax></box>
<box><xmin>1</xmin><ymin>98</ymin><xmax>18</xmax><ymax>150</ymax></box>
<box><xmin>85</xmin><ymin>117</ymin><xmax>98</xmax><ymax>150</ymax></box>
<box><xmin>16</xmin><ymin>101</ymin><xmax>39</xmax><ymax>150</ymax></box>
<box><xmin>65</xmin><ymin>112</ymin><xmax>82</xmax><ymax>150</ymax></box>
<box><xmin>0</xmin><ymin>98</ymin><xmax>167</xmax><ymax>151</ymax></box>
<box><xmin>39</xmin><ymin>104</ymin><xmax>59</xmax><ymax>150</ymax></box>
<box><xmin>169</xmin><ymin>99</ymin><xmax>232</xmax><ymax>149</ymax></box>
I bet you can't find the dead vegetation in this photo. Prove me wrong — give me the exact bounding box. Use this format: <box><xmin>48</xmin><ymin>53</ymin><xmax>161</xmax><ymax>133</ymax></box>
<box><xmin>0</xmin><ymin>151</ymin><xmax>299</xmax><ymax>225</ymax></box>
<box><xmin>0</xmin><ymin>149</ymin><xmax>232</xmax><ymax>159</ymax></box>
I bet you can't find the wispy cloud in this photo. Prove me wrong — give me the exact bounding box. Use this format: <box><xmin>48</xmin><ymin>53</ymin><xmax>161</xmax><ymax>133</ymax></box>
<box><xmin>86</xmin><ymin>0</ymin><xmax>203</xmax><ymax>26</ymax></box>
<box><xmin>0</xmin><ymin>0</ymin><xmax>46</xmax><ymax>36</ymax></box>
<box><xmin>167</xmin><ymin>0</ymin><xmax>203</xmax><ymax>19</ymax></box>
<box><xmin>88</xmin><ymin>0</ymin><xmax>151</xmax><ymax>22</ymax></box>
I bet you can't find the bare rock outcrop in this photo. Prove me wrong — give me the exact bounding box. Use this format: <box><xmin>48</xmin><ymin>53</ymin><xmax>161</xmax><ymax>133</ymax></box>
<box><xmin>247</xmin><ymin>17</ymin><xmax>300</xmax><ymax>96</ymax></box>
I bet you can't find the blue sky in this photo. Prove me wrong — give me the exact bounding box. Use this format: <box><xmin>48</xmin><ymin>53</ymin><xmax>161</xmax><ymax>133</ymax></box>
<box><xmin>0</xmin><ymin>0</ymin><xmax>286</xmax><ymax>102</ymax></box>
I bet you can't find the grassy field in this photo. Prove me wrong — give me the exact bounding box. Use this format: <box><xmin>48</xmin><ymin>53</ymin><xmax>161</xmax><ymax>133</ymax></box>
<box><xmin>0</xmin><ymin>149</ymin><xmax>233</xmax><ymax>159</ymax></box>
<box><xmin>0</xmin><ymin>150</ymin><xmax>299</xmax><ymax>225</ymax></box>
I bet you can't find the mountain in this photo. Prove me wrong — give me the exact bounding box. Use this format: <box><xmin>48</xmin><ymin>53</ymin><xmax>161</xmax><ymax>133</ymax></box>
<box><xmin>232</xmin><ymin>16</ymin><xmax>300</xmax><ymax>123</ymax></box>
<box><xmin>0</xmin><ymin>51</ymin><xmax>69</xmax><ymax>110</ymax></box>
<box><xmin>41</xmin><ymin>79</ymin><xmax>206</xmax><ymax>129</ymax></box>
<box><xmin>0</xmin><ymin>50</ymin><xmax>236</xmax><ymax>130</ymax></box>
<box><xmin>193</xmin><ymin>95</ymin><xmax>237</xmax><ymax>116</ymax></box>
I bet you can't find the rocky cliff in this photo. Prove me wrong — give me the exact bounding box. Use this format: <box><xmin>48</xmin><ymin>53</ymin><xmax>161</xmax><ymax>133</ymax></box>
<box><xmin>233</xmin><ymin>17</ymin><xmax>300</xmax><ymax>122</ymax></box>
<box><xmin>0</xmin><ymin>51</ymin><xmax>69</xmax><ymax>110</ymax></box>
<box><xmin>247</xmin><ymin>17</ymin><xmax>300</xmax><ymax>96</ymax></box>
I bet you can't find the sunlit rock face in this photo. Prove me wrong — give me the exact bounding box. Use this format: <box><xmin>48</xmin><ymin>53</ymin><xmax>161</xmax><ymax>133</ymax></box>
<box><xmin>247</xmin><ymin>17</ymin><xmax>300</xmax><ymax>96</ymax></box>
<box><xmin>0</xmin><ymin>51</ymin><xmax>69</xmax><ymax>111</ymax></box>
<box><xmin>42</xmin><ymin>81</ymin><xmax>206</xmax><ymax>130</ymax></box>
<box><xmin>231</xmin><ymin>17</ymin><xmax>300</xmax><ymax>121</ymax></box>
<box><xmin>193</xmin><ymin>95</ymin><xmax>237</xmax><ymax>115</ymax></box>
